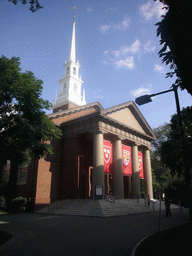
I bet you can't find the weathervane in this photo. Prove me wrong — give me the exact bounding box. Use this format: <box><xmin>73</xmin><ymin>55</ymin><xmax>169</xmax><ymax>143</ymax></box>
<box><xmin>71</xmin><ymin>6</ymin><xmax>77</xmax><ymax>21</ymax></box>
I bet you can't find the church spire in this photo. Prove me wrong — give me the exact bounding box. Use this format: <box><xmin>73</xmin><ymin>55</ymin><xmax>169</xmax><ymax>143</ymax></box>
<box><xmin>52</xmin><ymin>8</ymin><xmax>86</xmax><ymax>113</ymax></box>
<box><xmin>69</xmin><ymin>20</ymin><xmax>76</xmax><ymax>62</ymax></box>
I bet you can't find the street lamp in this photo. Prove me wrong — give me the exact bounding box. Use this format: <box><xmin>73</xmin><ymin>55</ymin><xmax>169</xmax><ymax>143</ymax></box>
<box><xmin>135</xmin><ymin>85</ymin><xmax>181</xmax><ymax>126</ymax></box>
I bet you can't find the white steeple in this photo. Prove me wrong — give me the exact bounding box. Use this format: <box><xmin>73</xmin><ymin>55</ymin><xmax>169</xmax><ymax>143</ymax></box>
<box><xmin>53</xmin><ymin>14</ymin><xmax>86</xmax><ymax>112</ymax></box>
<box><xmin>69</xmin><ymin>21</ymin><xmax>76</xmax><ymax>63</ymax></box>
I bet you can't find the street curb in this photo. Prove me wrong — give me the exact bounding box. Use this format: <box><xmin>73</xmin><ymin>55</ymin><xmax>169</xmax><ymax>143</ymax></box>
<box><xmin>131</xmin><ymin>233</ymin><xmax>154</xmax><ymax>256</ymax></box>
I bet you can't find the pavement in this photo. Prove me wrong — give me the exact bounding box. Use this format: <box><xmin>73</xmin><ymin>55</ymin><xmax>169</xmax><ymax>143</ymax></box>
<box><xmin>0</xmin><ymin>205</ymin><xmax>190</xmax><ymax>256</ymax></box>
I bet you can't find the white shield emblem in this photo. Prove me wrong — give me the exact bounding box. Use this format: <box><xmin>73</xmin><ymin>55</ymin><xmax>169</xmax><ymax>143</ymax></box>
<box><xmin>104</xmin><ymin>145</ymin><xmax>111</xmax><ymax>163</ymax></box>
<box><xmin>123</xmin><ymin>149</ymin><xmax>130</xmax><ymax>166</ymax></box>
<box><xmin>138</xmin><ymin>156</ymin><xmax>142</xmax><ymax>170</ymax></box>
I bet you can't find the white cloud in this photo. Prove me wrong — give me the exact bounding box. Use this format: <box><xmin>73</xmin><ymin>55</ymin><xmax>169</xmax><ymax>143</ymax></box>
<box><xmin>112</xmin><ymin>49</ymin><xmax>120</xmax><ymax>57</ymax></box>
<box><xmin>140</xmin><ymin>0</ymin><xmax>167</xmax><ymax>21</ymax></box>
<box><xmin>100</xmin><ymin>24</ymin><xmax>111</xmax><ymax>33</ymax></box>
<box><xmin>154</xmin><ymin>64</ymin><xmax>164</xmax><ymax>73</ymax></box>
<box><xmin>87</xmin><ymin>7</ymin><xmax>93</xmax><ymax>12</ymax></box>
<box><xmin>127</xmin><ymin>39</ymin><xmax>141</xmax><ymax>54</ymax></box>
<box><xmin>114</xmin><ymin>56</ymin><xmax>134</xmax><ymax>69</ymax></box>
<box><xmin>111</xmin><ymin>39</ymin><xmax>141</xmax><ymax>58</ymax></box>
<box><xmin>100</xmin><ymin>15</ymin><xmax>130</xmax><ymax>33</ymax></box>
<box><xmin>114</xmin><ymin>15</ymin><xmax>130</xmax><ymax>30</ymax></box>
<box><xmin>143</xmin><ymin>40</ymin><xmax>156</xmax><ymax>53</ymax></box>
<box><xmin>131</xmin><ymin>87</ymin><xmax>151</xmax><ymax>97</ymax></box>
<box><xmin>103</xmin><ymin>50</ymin><xmax>109</xmax><ymax>55</ymax></box>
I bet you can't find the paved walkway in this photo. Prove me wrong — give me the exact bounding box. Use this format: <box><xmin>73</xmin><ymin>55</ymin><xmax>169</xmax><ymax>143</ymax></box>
<box><xmin>0</xmin><ymin>209</ymin><xmax>189</xmax><ymax>256</ymax></box>
<box><xmin>37</xmin><ymin>199</ymin><xmax>179</xmax><ymax>217</ymax></box>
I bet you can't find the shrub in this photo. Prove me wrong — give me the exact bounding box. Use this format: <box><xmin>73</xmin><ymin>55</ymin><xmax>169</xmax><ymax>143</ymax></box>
<box><xmin>0</xmin><ymin>195</ymin><xmax>6</xmax><ymax>209</ymax></box>
<box><xmin>10</xmin><ymin>196</ymin><xmax>27</xmax><ymax>213</ymax></box>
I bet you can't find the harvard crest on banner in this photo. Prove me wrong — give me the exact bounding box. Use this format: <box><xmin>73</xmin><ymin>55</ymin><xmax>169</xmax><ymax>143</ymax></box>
<box><xmin>122</xmin><ymin>145</ymin><xmax>132</xmax><ymax>175</ymax></box>
<box><xmin>103</xmin><ymin>140</ymin><xmax>113</xmax><ymax>173</ymax></box>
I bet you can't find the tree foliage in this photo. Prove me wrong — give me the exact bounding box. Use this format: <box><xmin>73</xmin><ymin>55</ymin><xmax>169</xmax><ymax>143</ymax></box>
<box><xmin>8</xmin><ymin>0</ymin><xmax>42</xmax><ymax>12</ymax></box>
<box><xmin>150</xmin><ymin>123</ymin><xmax>180</xmax><ymax>198</ymax></box>
<box><xmin>0</xmin><ymin>56</ymin><xmax>62</xmax><ymax>198</ymax></box>
<box><xmin>161</xmin><ymin>106</ymin><xmax>192</xmax><ymax>184</ymax></box>
<box><xmin>155</xmin><ymin>0</ymin><xmax>192</xmax><ymax>95</ymax></box>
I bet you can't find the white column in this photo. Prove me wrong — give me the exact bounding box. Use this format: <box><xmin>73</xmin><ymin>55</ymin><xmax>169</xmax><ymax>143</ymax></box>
<box><xmin>113</xmin><ymin>138</ymin><xmax>124</xmax><ymax>199</ymax></box>
<box><xmin>92</xmin><ymin>132</ymin><xmax>104</xmax><ymax>199</ymax></box>
<box><xmin>132</xmin><ymin>144</ymin><xmax>141</xmax><ymax>198</ymax></box>
<box><xmin>143</xmin><ymin>148</ymin><xmax>153</xmax><ymax>199</ymax></box>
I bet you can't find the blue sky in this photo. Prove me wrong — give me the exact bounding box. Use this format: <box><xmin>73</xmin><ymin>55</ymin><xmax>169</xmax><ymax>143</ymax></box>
<box><xmin>1</xmin><ymin>0</ymin><xmax>191</xmax><ymax>129</ymax></box>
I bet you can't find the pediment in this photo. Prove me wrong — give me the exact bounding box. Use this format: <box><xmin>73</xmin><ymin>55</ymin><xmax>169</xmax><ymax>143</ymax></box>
<box><xmin>102</xmin><ymin>101</ymin><xmax>156</xmax><ymax>139</ymax></box>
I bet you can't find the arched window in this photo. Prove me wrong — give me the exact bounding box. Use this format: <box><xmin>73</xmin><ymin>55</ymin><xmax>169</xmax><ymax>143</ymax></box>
<box><xmin>66</xmin><ymin>67</ymin><xmax>70</xmax><ymax>74</ymax></box>
<box><xmin>73</xmin><ymin>67</ymin><xmax>76</xmax><ymax>75</ymax></box>
<box><xmin>64</xmin><ymin>83</ymin><xmax>67</xmax><ymax>90</ymax></box>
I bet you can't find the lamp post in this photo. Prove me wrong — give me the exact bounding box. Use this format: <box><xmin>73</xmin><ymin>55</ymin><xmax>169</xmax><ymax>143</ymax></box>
<box><xmin>135</xmin><ymin>85</ymin><xmax>181</xmax><ymax>125</ymax></box>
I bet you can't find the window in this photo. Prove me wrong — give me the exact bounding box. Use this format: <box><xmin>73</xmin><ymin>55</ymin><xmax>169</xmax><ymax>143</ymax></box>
<box><xmin>66</xmin><ymin>67</ymin><xmax>70</xmax><ymax>74</ymax></box>
<box><xmin>73</xmin><ymin>67</ymin><xmax>76</xmax><ymax>75</ymax></box>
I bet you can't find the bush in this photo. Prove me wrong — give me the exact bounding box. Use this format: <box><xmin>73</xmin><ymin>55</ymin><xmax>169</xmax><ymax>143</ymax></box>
<box><xmin>0</xmin><ymin>195</ymin><xmax>6</xmax><ymax>209</ymax></box>
<box><xmin>9</xmin><ymin>196</ymin><xmax>27</xmax><ymax>213</ymax></box>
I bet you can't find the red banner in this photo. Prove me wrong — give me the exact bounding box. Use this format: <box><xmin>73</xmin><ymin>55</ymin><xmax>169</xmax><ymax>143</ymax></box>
<box><xmin>103</xmin><ymin>140</ymin><xmax>113</xmax><ymax>173</ymax></box>
<box><xmin>138</xmin><ymin>151</ymin><xmax>144</xmax><ymax>179</ymax></box>
<box><xmin>122</xmin><ymin>145</ymin><xmax>132</xmax><ymax>175</ymax></box>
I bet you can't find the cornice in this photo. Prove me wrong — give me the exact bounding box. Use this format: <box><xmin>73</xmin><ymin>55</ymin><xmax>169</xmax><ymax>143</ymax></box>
<box><xmin>61</xmin><ymin>116</ymin><xmax>152</xmax><ymax>148</ymax></box>
<box><xmin>101</xmin><ymin>101</ymin><xmax>156</xmax><ymax>140</ymax></box>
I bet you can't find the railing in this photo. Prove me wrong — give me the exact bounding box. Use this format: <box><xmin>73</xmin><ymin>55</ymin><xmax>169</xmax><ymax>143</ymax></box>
<box><xmin>47</xmin><ymin>199</ymin><xmax>69</xmax><ymax>213</ymax></box>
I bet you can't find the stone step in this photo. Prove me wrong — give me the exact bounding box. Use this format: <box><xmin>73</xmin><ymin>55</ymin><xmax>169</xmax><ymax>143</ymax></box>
<box><xmin>37</xmin><ymin>199</ymin><xmax>179</xmax><ymax>217</ymax></box>
<box><xmin>38</xmin><ymin>199</ymin><xmax>174</xmax><ymax>217</ymax></box>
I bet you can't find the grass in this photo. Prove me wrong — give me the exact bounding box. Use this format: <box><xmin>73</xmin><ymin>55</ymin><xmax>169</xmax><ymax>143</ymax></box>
<box><xmin>135</xmin><ymin>222</ymin><xmax>191</xmax><ymax>256</ymax></box>
<box><xmin>0</xmin><ymin>230</ymin><xmax>13</xmax><ymax>246</ymax></box>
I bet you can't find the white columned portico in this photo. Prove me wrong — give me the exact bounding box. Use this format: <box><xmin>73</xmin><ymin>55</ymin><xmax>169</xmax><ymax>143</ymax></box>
<box><xmin>143</xmin><ymin>148</ymin><xmax>153</xmax><ymax>199</ymax></box>
<box><xmin>132</xmin><ymin>144</ymin><xmax>141</xmax><ymax>198</ymax></box>
<box><xmin>113</xmin><ymin>138</ymin><xmax>124</xmax><ymax>199</ymax></box>
<box><xmin>92</xmin><ymin>131</ymin><xmax>104</xmax><ymax>199</ymax></box>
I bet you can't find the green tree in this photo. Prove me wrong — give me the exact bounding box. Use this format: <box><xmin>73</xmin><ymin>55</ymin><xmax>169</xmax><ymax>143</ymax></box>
<box><xmin>160</xmin><ymin>107</ymin><xmax>192</xmax><ymax>217</ymax></box>
<box><xmin>161</xmin><ymin>106</ymin><xmax>192</xmax><ymax>184</ymax></box>
<box><xmin>151</xmin><ymin>123</ymin><xmax>181</xmax><ymax>199</ymax></box>
<box><xmin>0</xmin><ymin>56</ymin><xmax>62</xmax><ymax>200</ymax></box>
<box><xmin>155</xmin><ymin>0</ymin><xmax>192</xmax><ymax>96</ymax></box>
<box><xmin>8</xmin><ymin>0</ymin><xmax>42</xmax><ymax>12</ymax></box>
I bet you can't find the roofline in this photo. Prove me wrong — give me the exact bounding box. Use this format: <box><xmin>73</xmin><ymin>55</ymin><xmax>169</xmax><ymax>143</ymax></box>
<box><xmin>102</xmin><ymin>101</ymin><xmax>156</xmax><ymax>140</ymax></box>
<box><xmin>48</xmin><ymin>101</ymin><xmax>104</xmax><ymax>119</ymax></box>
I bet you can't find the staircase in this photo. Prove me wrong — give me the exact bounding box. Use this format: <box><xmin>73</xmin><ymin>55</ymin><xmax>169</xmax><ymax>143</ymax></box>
<box><xmin>37</xmin><ymin>199</ymin><xmax>178</xmax><ymax>217</ymax></box>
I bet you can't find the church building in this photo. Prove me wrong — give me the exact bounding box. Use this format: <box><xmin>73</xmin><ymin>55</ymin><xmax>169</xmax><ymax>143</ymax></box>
<box><xmin>5</xmin><ymin>17</ymin><xmax>156</xmax><ymax>209</ymax></box>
